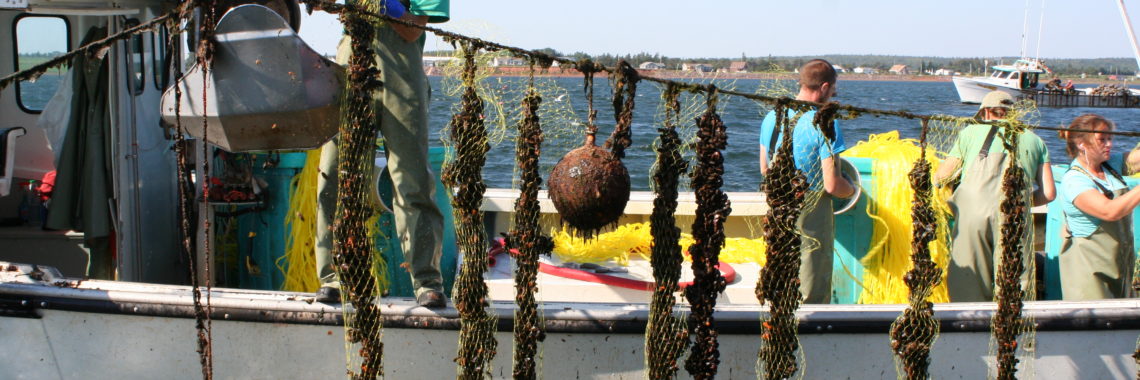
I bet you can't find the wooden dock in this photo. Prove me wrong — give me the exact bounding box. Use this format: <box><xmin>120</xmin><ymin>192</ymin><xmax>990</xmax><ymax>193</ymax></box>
<box><xmin>1022</xmin><ymin>90</ymin><xmax>1140</xmax><ymax>108</ymax></box>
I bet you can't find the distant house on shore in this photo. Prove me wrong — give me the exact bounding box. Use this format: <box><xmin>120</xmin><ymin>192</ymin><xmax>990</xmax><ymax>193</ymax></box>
<box><xmin>832</xmin><ymin>64</ymin><xmax>847</xmax><ymax>73</ymax></box>
<box><xmin>682</xmin><ymin>63</ymin><xmax>714</xmax><ymax>73</ymax></box>
<box><xmin>639</xmin><ymin>62</ymin><xmax>666</xmax><ymax>70</ymax></box>
<box><xmin>490</xmin><ymin>56</ymin><xmax>526</xmax><ymax>67</ymax></box>
<box><xmin>422</xmin><ymin>56</ymin><xmax>457</xmax><ymax>67</ymax></box>
<box><xmin>728</xmin><ymin>61</ymin><xmax>750</xmax><ymax>72</ymax></box>
<box><xmin>933</xmin><ymin>68</ymin><xmax>954</xmax><ymax>76</ymax></box>
<box><xmin>853</xmin><ymin>67</ymin><xmax>878</xmax><ymax>74</ymax></box>
<box><xmin>889</xmin><ymin>64</ymin><xmax>909</xmax><ymax>75</ymax></box>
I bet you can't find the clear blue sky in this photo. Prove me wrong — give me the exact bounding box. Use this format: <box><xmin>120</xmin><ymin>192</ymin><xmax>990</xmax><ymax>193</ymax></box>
<box><xmin>298</xmin><ymin>0</ymin><xmax>1140</xmax><ymax>59</ymax></box>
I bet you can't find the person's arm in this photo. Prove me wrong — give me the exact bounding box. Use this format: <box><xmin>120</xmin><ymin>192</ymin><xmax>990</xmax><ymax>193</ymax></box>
<box><xmin>934</xmin><ymin>157</ymin><xmax>962</xmax><ymax>184</ymax></box>
<box><xmin>393</xmin><ymin>14</ymin><xmax>429</xmax><ymax>42</ymax></box>
<box><xmin>1072</xmin><ymin>186</ymin><xmax>1140</xmax><ymax>222</ymax></box>
<box><xmin>1033</xmin><ymin>163</ymin><xmax>1056</xmax><ymax>206</ymax></box>
<box><xmin>821</xmin><ymin>156</ymin><xmax>855</xmax><ymax>198</ymax></box>
<box><xmin>759</xmin><ymin>145</ymin><xmax>769</xmax><ymax>175</ymax></box>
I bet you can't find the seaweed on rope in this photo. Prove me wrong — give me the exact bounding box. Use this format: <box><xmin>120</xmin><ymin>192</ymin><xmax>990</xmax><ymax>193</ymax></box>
<box><xmin>507</xmin><ymin>63</ymin><xmax>552</xmax><ymax>380</ymax></box>
<box><xmin>684</xmin><ymin>86</ymin><xmax>731</xmax><ymax>379</ymax></box>
<box><xmin>887</xmin><ymin>119</ymin><xmax>943</xmax><ymax>380</ymax></box>
<box><xmin>645</xmin><ymin>83</ymin><xmax>690</xmax><ymax>379</ymax></box>
<box><xmin>756</xmin><ymin>99</ymin><xmax>808</xmax><ymax>380</ymax></box>
<box><xmin>443</xmin><ymin>41</ymin><xmax>498</xmax><ymax>380</ymax></box>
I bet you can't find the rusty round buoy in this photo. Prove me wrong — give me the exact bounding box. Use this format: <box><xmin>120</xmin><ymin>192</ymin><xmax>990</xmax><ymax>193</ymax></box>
<box><xmin>547</xmin><ymin>134</ymin><xmax>630</xmax><ymax>237</ymax></box>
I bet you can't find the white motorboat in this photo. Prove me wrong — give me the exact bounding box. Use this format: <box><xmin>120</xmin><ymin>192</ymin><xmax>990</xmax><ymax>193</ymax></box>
<box><xmin>951</xmin><ymin>59</ymin><xmax>1049</xmax><ymax>104</ymax></box>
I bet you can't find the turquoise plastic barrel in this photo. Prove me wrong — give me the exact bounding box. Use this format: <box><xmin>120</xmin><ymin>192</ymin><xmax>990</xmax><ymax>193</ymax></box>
<box><xmin>832</xmin><ymin>157</ymin><xmax>875</xmax><ymax>304</ymax></box>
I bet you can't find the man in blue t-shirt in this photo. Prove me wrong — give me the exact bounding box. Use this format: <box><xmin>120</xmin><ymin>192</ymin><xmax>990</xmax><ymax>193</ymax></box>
<box><xmin>758</xmin><ymin>59</ymin><xmax>856</xmax><ymax>304</ymax></box>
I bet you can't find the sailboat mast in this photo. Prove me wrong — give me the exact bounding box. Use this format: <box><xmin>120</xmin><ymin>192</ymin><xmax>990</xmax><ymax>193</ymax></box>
<box><xmin>1035</xmin><ymin>0</ymin><xmax>1046</xmax><ymax>62</ymax></box>
<box><xmin>1115</xmin><ymin>0</ymin><xmax>1140</xmax><ymax>76</ymax></box>
<box><xmin>1020</xmin><ymin>0</ymin><xmax>1031</xmax><ymax>58</ymax></box>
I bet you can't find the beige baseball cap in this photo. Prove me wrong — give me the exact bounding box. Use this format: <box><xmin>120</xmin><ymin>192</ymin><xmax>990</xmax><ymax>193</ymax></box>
<box><xmin>975</xmin><ymin>91</ymin><xmax>1014</xmax><ymax>120</ymax></box>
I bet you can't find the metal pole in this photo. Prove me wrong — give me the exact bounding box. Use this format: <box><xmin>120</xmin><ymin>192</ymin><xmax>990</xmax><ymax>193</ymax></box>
<box><xmin>1115</xmin><ymin>0</ymin><xmax>1140</xmax><ymax>76</ymax></box>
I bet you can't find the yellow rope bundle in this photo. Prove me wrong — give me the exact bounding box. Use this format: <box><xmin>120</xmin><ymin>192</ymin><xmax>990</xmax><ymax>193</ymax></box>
<box><xmin>550</xmin><ymin>222</ymin><xmax>767</xmax><ymax>266</ymax></box>
<box><xmin>841</xmin><ymin>131</ymin><xmax>953</xmax><ymax>304</ymax></box>
<box><xmin>278</xmin><ymin>148</ymin><xmax>391</xmax><ymax>293</ymax></box>
<box><xmin>278</xmin><ymin>149</ymin><xmax>321</xmax><ymax>292</ymax></box>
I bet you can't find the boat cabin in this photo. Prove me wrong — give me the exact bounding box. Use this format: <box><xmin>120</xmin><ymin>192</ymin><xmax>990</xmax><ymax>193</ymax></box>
<box><xmin>989</xmin><ymin>59</ymin><xmax>1047</xmax><ymax>90</ymax></box>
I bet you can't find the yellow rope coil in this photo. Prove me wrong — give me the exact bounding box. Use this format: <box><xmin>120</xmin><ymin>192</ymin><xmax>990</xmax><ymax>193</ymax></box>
<box><xmin>278</xmin><ymin>148</ymin><xmax>391</xmax><ymax>293</ymax></box>
<box><xmin>842</xmin><ymin>131</ymin><xmax>953</xmax><ymax>304</ymax></box>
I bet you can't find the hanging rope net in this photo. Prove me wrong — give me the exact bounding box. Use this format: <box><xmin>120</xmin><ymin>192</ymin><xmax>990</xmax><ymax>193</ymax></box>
<box><xmin>442</xmin><ymin>41</ymin><xmax>498</xmax><ymax>379</ymax></box>
<box><xmin>887</xmin><ymin>120</ymin><xmax>943</xmax><ymax>380</ymax></box>
<box><xmin>756</xmin><ymin>100</ymin><xmax>808</xmax><ymax>380</ymax></box>
<box><xmin>684</xmin><ymin>88</ymin><xmax>731</xmax><ymax>379</ymax></box>
<box><xmin>507</xmin><ymin>66</ymin><xmax>553</xmax><ymax>380</ymax></box>
<box><xmin>991</xmin><ymin>122</ymin><xmax>1036</xmax><ymax>380</ymax></box>
<box><xmin>645</xmin><ymin>83</ymin><xmax>691</xmax><ymax>379</ymax></box>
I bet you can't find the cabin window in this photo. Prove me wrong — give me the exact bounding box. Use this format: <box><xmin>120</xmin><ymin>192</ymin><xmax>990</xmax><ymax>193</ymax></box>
<box><xmin>152</xmin><ymin>26</ymin><xmax>170</xmax><ymax>90</ymax></box>
<box><xmin>1009</xmin><ymin>72</ymin><xmax>1020</xmax><ymax>81</ymax></box>
<box><xmin>125</xmin><ymin>18</ymin><xmax>145</xmax><ymax>95</ymax></box>
<box><xmin>13</xmin><ymin>15</ymin><xmax>70</xmax><ymax>113</ymax></box>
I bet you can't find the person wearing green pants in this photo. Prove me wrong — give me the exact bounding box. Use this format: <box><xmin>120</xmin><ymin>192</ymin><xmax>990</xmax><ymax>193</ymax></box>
<box><xmin>936</xmin><ymin>91</ymin><xmax>1055</xmax><ymax>302</ymax></box>
<box><xmin>1058</xmin><ymin>114</ymin><xmax>1140</xmax><ymax>300</ymax></box>
<box><xmin>315</xmin><ymin>0</ymin><xmax>450</xmax><ymax>308</ymax></box>
<box><xmin>759</xmin><ymin>59</ymin><xmax>856</xmax><ymax>304</ymax></box>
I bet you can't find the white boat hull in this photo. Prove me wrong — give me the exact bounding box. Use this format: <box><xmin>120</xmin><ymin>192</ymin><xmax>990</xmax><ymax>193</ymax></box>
<box><xmin>952</xmin><ymin>76</ymin><xmax>1024</xmax><ymax>104</ymax></box>
<box><xmin>2</xmin><ymin>264</ymin><xmax>1138</xmax><ymax>379</ymax></box>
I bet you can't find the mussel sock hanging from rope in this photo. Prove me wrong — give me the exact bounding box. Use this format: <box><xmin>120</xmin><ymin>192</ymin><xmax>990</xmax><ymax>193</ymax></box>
<box><xmin>547</xmin><ymin>133</ymin><xmax>630</xmax><ymax>237</ymax></box>
<box><xmin>548</xmin><ymin>60</ymin><xmax>632</xmax><ymax>238</ymax></box>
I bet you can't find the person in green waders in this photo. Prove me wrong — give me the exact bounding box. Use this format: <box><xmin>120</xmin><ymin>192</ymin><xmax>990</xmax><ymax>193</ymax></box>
<box><xmin>936</xmin><ymin>91</ymin><xmax>1056</xmax><ymax>302</ymax></box>
<box><xmin>758</xmin><ymin>59</ymin><xmax>857</xmax><ymax>304</ymax></box>
<box><xmin>1057</xmin><ymin>114</ymin><xmax>1140</xmax><ymax>300</ymax></box>
<box><xmin>315</xmin><ymin>0</ymin><xmax>450</xmax><ymax>308</ymax></box>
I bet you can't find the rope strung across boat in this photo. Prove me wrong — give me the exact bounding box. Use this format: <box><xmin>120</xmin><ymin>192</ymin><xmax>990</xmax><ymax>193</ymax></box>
<box><xmin>684</xmin><ymin>87</ymin><xmax>731</xmax><ymax>379</ymax></box>
<box><xmin>506</xmin><ymin>63</ymin><xmax>552</xmax><ymax>380</ymax></box>
<box><xmin>888</xmin><ymin>119</ymin><xmax>942</xmax><ymax>380</ymax></box>
<box><xmin>993</xmin><ymin>123</ymin><xmax>1035</xmax><ymax>380</ymax></box>
<box><xmin>645</xmin><ymin>83</ymin><xmax>690</xmax><ymax>380</ymax></box>
<box><xmin>756</xmin><ymin>100</ymin><xmax>808</xmax><ymax>379</ymax></box>
<box><xmin>295</xmin><ymin>0</ymin><xmax>1140</xmax><ymax>140</ymax></box>
<box><xmin>0</xmin><ymin>12</ymin><xmax>174</xmax><ymax>92</ymax></box>
<box><xmin>442</xmin><ymin>41</ymin><xmax>498</xmax><ymax>380</ymax></box>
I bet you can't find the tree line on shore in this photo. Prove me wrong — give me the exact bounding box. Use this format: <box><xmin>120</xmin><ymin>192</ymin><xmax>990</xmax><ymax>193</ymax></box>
<box><xmin>424</xmin><ymin>49</ymin><xmax>1140</xmax><ymax>77</ymax></box>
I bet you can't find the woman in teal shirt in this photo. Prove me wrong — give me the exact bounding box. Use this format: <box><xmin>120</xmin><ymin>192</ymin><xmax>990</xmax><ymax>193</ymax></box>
<box><xmin>1059</xmin><ymin>114</ymin><xmax>1140</xmax><ymax>300</ymax></box>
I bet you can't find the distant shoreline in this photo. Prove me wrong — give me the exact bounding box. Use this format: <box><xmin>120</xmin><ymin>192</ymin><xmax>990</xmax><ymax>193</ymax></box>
<box><xmin>425</xmin><ymin>67</ymin><xmax>1136</xmax><ymax>85</ymax></box>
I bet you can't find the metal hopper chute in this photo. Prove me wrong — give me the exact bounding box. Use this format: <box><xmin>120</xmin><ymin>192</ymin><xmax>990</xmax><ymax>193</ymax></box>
<box><xmin>161</xmin><ymin>4</ymin><xmax>343</xmax><ymax>152</ymax></box>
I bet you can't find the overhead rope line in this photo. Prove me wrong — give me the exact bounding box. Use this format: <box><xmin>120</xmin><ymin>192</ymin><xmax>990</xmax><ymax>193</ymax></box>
<box><xmin>0</xmin><ymin>11</ymin><xmax>175</xmax><ymax>91</ymax></box>
<box><xmin>298</xmin><ymin>0</ymin><xmax>1140</xmax><ymax>138</ymax></box>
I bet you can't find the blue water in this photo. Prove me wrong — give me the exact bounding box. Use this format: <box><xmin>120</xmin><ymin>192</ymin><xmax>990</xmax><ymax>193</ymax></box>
<box><xmin>426</xmin><ymin>77</ymin><xmax>1140</xmax><ymax>192</ymax></box>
